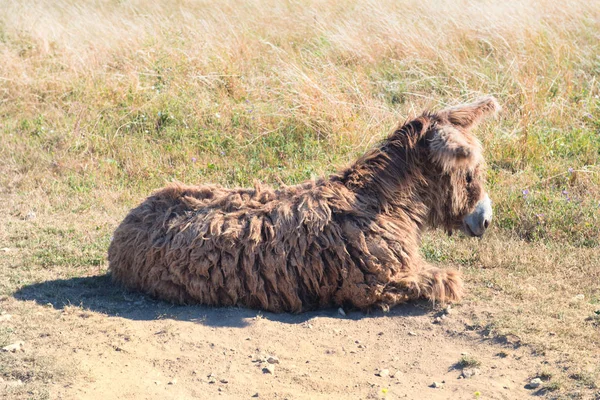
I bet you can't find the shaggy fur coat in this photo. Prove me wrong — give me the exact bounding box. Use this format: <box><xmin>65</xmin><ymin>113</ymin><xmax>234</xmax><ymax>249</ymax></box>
<box><xmin>108</xmin><ymin>97</ymin><xmax>498</xmax><ymax>312</ymax></box>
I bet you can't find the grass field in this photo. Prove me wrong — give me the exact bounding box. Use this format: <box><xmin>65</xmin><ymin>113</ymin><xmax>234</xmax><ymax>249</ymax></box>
<box><xmin>1</xmin><ymin>0</ymin><xmax>599</xmax><ymax>398</ymax></box>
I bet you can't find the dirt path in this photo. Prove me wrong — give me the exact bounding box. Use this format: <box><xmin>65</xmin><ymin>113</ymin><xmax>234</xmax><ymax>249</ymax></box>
<box><xmin>3</xmin><ymin>275</ymin><xmax>549</xmax><ymax>400</ymax></box>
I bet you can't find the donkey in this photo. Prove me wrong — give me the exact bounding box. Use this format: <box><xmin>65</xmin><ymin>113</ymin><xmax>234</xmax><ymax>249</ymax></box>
<box><xmin>108</xmin><ymin>97</ymin><xmax>497</xmax><ymax>313</ymax></box>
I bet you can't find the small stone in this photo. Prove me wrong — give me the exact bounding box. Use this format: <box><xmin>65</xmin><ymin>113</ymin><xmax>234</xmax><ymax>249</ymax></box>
<box><xmin>208</xmin><ymin>377</ymin><xmax>216</xmax><ymax>384</ymax></box>
<box><xmin>267</xmin><ymin>356</ymin><xmax>279</xmax><ymax>364</ymax></box>
<box><xmin>338</xmin><ymin>307</ymin><xmax>346</xmax><ymax>317</ymax></box>
<box><xmin>0</xmin><ymin>248</ymin><xmax>10</xmax><ymax>252</ymax></box>
<box><xmin>220</xmin><ymin>378</ymin><xmax>228</xmax><ymax>384</ymax></box>
<box><xmin>434</xmin><ymin>317</ymin><xmax>442</xmax><ymax>324</ymax></box>
<box><xmin>377</xmin><ymin>369</ymin><xmax>390</xmax><ymax>378</ymax></box>
<box><xmin>408</xmin><ymin>331</ymin><xmax>417</xmax><ymax>336</ymax></box>
<box><xmin>154</xmin><ymin>381</ymin><xmax>161</xmax><ymax>385</ymax></box>
<box><xmin>571</xmin><ymin>294</ymin><xmax>585</xmax><ymax>303</ymax></box>
<box><xmin>461</xmin><ymin>368</ymin><xmax>480</xmax><ymax>379</ymax></box>
<box><xmin>431</xmin><ymin>381</ymin><xmax>444</xmax><ymax>388</ymax></box>
<box><xmin>168</xmin><ymin>379</ymin><xmax>177</xmax><ymax>385</ymax></box>
<box><xmin>528</xmin><ymin>378</ymin><xmax>542</xmax><ymax>389</ymax></box>
<box><xmin>0</xmin><ymin>314</ymin><xmax>12</xmax><ymax>322</ymax></box>
<box><xmin>445</xmin><ymin>305</ymin><xmax>452</xmax><ymax>315</ymax></box>
<box><xmin>2</xmin><ymin>341</ymin><xmax>24</xmax><ymax>352</ymax></box>
<box><xmin>25</xmin><ymin>211</ymin><xmax>36</xmax><ymax>220</ymax></box>
<box><xmin>252</xmin><ymin>393</ymin><xmax>259</xmax><ymax>398</ymax></box>
<box><xmin>263</xmin><ymin>364</ymin><xmax>275</xmax><ymax>374</ymax></box>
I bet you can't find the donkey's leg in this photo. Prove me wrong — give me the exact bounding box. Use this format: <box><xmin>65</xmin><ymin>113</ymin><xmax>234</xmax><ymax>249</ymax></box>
<box><xmin>390</xmin><ymin>265</ymin><xmax>463</xmax><ymax>304</ymax></box>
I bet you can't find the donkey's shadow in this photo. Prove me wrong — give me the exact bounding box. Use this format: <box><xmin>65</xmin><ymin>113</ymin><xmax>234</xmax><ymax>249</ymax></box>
<box><xmin>14</xmin><ymin>275</ymin><xmax>430</xmax><ymax>328</ymax></box>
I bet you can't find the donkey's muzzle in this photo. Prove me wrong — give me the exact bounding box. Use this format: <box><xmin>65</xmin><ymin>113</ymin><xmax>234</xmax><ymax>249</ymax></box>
<box><xmin>462</xmin><ymin>194</ymin><xmax>492</xmax><ymax>237</ymax></box>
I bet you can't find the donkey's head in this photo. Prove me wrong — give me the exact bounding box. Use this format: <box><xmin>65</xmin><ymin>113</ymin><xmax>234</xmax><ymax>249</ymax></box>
<box><xmin>420</xmin><ymin>96</ymin><xmax>498</xmax><ymax>237</ymax></box>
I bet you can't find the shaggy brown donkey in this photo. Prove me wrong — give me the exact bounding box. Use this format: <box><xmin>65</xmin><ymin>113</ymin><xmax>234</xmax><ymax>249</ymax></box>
<box><xmin>108</xmin><ymin>97</ymin><xmax>497</xmax><ymax>313</ymax></box>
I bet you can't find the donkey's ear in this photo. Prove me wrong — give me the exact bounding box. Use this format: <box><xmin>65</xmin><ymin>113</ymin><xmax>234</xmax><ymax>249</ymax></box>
<box><xmin>429</xmin><ymin>125</ymin><xmax>482</xmax><ymax>170</ymax></box>
<box><xmin>438</xmin><ymin>96</ymin><xmax>500</xmax><ymax>130</ymax></box>
<box><xmin>428</xmin><ymin>96</ymin><xmax>498</xmax><ymax>170</ymax></box>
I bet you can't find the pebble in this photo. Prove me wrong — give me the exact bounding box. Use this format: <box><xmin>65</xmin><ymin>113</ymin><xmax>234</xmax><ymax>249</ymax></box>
<box><xmin>338</xmin><ymin>308</ymin><xmax>346</xmax><ymax>317</ymax></box>
<box><xmin>154</xmin><ymin>381</ymin><xmax>161</xmax><ymax>385</ymax></box>
<box><xmin>570</xmin><ymin>294</ymin><xmax>585</xmax><ymax>303</ymax></box>
<box><xmin>25</xmin><ymin>211</ymin><xmax>36</xmax><ymax>221</ymax></box>
<box><xmin>434</xmin><ymin>317</ymin><xmax>443</xmax><ymax>324</ymax></box>
<box><xmin>267</xmin><ymin>356</ymin><xmax>279</xmax><ymax>364</ymax></box>
<box><xmin>431</xmin><ymin>381</ymin><xmax>444</xmax><ymax>388</ymax></box>
<box><xmin>0</xmin><ymin>248</ymin><xmax>10</xmax><ymax>252</ymax></box>
<box><xmin>252</xmin><ymin>393</ymin><xmax>259</xmax><ymax>398</ymax></box>
<box><xmin>2</xmin><ymin>379</ymin><xmax>23</xmax><ymax>387</ymax></box>
<box><xmin>528</xmin><ymin>378</ymin><xmax>542</xmax><ymax>389</ymax></box>
<box><xmin>220</xmin><ymin>379</ymin><xmax>228</xmax><ymax>384</ymax></box>
<box><xmin>461</xmin><ymin>368</ymin><xmax>480</xmax><ymax>379</ymax></box>
<box><xmin>445</xmin><ymin>305</ymin><xmax>452</xmax><ymax>315</ymax></box>
<box><xmin>2</xmin><ymin>341</ymin><xmax>24</xmax><ymax>352</ymax></box>
<box><xmin>408</xmin><ymin>331</ymin><xmax>417</xmax><ymax>336</ymax></box>
<box><xmin>263</xmin><ymin>364</ymin><xmax>275</xmax><ymax>374</ymax></box>
<box><xmin>377</xmin><ymin>369</ymin><xmax>390</xmax><ymax>378</ymax></box>
<box><xmin>168</xmin><ymin>379</ymin><xmax>177</xmax><ymax>385</ymax></box>
<box><xmin>0</xmin><ymin>314</ymin><xmax>12</xmax><ymax>322</ymax></box>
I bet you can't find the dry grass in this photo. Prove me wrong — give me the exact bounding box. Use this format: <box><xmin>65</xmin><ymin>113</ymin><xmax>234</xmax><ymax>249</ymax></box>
<box><xmin>1</xmin><ymin>0</ymin><xmax>599</xmax><ymax>398</ymax></box>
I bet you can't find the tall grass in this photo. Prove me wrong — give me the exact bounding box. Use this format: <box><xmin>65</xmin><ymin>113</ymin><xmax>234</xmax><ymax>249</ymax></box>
<box><xmin>1</xmin><ymin>0</ymin><xmax>598</xmax><ymax>245</ymax></box>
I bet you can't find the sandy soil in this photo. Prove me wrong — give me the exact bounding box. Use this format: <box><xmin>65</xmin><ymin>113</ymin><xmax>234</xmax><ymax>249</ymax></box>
<box><xmin>2</xmin><ymin>274</ymin><xmax>552</xmax><ymax>400</ymax></box>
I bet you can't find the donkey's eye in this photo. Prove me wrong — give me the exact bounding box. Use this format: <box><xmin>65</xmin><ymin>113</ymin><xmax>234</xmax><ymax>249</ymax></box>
<box><xmin>466</xmin><ymin>172</ymin><xmax>473</xmax><ymax>184</ymax></box>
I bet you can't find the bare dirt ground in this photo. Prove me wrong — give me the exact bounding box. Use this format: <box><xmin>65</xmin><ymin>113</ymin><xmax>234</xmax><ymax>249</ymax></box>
<box><xmin>2</xmin><ymin>272</ymin><xmax>553</xmax><ymax>400</ymax></box>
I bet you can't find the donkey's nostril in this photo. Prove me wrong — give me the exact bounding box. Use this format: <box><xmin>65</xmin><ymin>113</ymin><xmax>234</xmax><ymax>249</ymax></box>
<box><xmin>483</xmin><ymin>219</ymin><xmax>490</xmax><ymax>229</ymax></box>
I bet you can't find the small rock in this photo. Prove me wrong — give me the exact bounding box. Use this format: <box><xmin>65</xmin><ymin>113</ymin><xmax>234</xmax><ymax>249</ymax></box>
<box><xmin>444</xmin><ymin>305</ymin><xmax>452</xmax><ymax>315</ymax></box>
<box><xmin>431</xmin><ymin>381</ymin><xmax>444</xmax><ymax>388</ymax></box>
<box><xmin>263</xmin><ymin>364</ymin><xmax>275</xmax><ymax>374</ymax></box>
<box><xmin>252</xmin><ymin>393</ymin><xmax>259</xmax><ymax>398</ymax></box>
<box><xmin>377</xmin><ymin>369</ymin><xmax>390</xmax><ymax>378</ymax></box>
<box><xmin>408</xmin><ymin>331</ymin><xmax>417</xmax><ymax>336</ymax></box>
<box><xmin>0</xmin><ymin>314</ymin><xmax>12</xmax><ymax>322</ymax></box>
<box><xmin>528</xmin><ymin>378</ymin><xmax>542</xmax><ymax>389</ymax></box>
<box><xmin>461</xmin><ymin>368</ymin><xmax>480</xmax><ymax>379</ymax></box>
<box><xmin>2</xmin><ymin>341</ymin><xmax>24</xmax><ymax>352</ymax></box>
<box><xmin>0</xmin><ymin>248</ymin><xmax>10</xmax><ymax>252</ymax></box>
<box><xmin>220</xmin><ymin>378</ymin><xmax>228</xmax><ymax>384</ymax></box>
<box><xmin>168</xmin><ymin>379</ymin><xmax>177</xmax><ymax>385</ymax></box>
<box><xmin>434</xmin><ymin>317</ymin><xmax>442</xmax><ymax>324</ymax></box>
<box><xmin>154</xmin><ymin>381</ymin><xmax>161</xmax><ymax>385</ymax></box>
<box><xmin>267</xmin><ymin>356</ymin><xmax>279</xmax><ymax>364</ymax></box>
<box><xmin>25</xmin><ymin>211</ymin><xmax>36</xmax><ymax>221</ymax></box>
<box><xmin>574</xmin><ymin>294</ymin><xmax>585</xmax><ymax>301</ymax></box>
<box><xmin>208</xmin><ymin>377</ymin><xmax>216</xmax><ymax>384</ymax></box>
<box><xmin>338</xmin><ymin>307</ymin><xmax>346</xmax><ymax>317</ymax></box>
